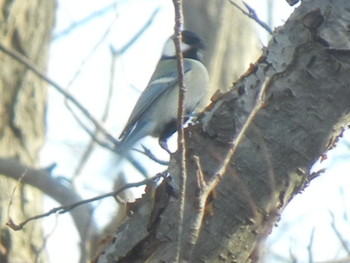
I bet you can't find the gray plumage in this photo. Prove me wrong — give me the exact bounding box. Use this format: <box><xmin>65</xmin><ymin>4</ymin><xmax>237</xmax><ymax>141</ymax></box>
<box><xmin>117</xmin><ymin>30</ymin><xmax>209</xmax><ymax>154</ymax></box>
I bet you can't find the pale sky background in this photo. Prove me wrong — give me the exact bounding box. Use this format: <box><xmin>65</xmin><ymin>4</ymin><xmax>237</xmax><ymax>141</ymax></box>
<box><xmin>38</xmin><ymin>1</ymin><xmax>350</xmax><ymax>262</ymax></box>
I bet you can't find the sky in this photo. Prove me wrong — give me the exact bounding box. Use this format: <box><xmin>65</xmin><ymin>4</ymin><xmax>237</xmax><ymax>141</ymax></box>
<box><xmin>38</xmin><ymin>1</ymin><xmax>350</xmax><ymax>262</ymax></box>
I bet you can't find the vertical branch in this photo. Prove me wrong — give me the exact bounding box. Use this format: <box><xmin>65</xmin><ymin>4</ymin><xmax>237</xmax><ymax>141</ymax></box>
<box><xmin>172</xmin><ymin>0</ymin><xmax>186</xmax><ymax>262</ymax></box>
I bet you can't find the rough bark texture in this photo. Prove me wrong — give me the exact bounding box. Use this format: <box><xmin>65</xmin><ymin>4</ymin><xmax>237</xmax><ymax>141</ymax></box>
<box><xmin>0</xmin><ymin>0</ymin><xmax>55</xmax><ymax>262</ymax></box>
<box><xmin>96</xmin><ymin>0</ymin><xmax>350</xmax><ymax>262</ymax></box>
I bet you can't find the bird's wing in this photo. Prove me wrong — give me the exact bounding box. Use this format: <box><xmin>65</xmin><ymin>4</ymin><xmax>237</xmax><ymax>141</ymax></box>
<box><xmin>119</xmin><ymin>59</ymin><xmax>192</xmax><ymax>139</ymax></box>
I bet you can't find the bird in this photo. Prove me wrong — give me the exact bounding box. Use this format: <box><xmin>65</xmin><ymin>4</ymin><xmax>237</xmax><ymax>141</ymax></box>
<box><xmin>117</xmin><ymin>30</ymin><xmax>210</xmax><ymax>155</ymax></box>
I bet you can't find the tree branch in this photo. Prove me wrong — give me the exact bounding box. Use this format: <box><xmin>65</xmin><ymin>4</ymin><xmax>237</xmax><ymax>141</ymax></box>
<box><xmin>0</xmin><ymin>158</ymin><xmax>94</xmax><ymax>263</ymax></box>
<box><xmin>172</xmin><ymin>1</ymin><xmax>187</xmax><ymax>261</ymax></box>
<box><xmin>0</xmin><ymin>41</ymin><xmax>119</xmax><ymax>149</ymax></box>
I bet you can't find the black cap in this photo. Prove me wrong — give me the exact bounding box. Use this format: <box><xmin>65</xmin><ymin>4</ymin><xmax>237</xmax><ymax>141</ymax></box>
<box><xmin>181</xmin><ymin>30</ymin><xmax>205</xmax><ymax>50</ymax></box>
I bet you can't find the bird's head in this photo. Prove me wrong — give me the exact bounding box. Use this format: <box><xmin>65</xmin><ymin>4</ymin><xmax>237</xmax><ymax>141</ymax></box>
<box><xmin>162</xmin><ymin>30</ymin><xmax>205</xmax><ymax>61</ymax></box>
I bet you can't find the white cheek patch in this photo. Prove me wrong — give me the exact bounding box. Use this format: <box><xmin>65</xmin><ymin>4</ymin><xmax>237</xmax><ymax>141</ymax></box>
<box><xmin>162</xmin><ymin>39</ymin><xmax>192</xmax><ymax>58</ymax></box>
<box><xmin>180</xmin><ymin>42</ymin><xmax>191</xmax><ymax>52</ymax></box>
<box><xmin>162</xmin><ymin>40</ymin><xmax>176</xmax><ymax>57</ymax></box>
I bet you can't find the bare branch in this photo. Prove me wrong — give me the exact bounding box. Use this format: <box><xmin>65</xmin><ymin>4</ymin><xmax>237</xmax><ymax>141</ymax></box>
<box><xmin>138</xmin><ymin>145</ymin><xmax>169</xmax><ymax>166</ymax></box>
<box><xmin>0</xmin><ymin>41</ymin><xmax>152</xmax><ymax>178</ymax></box>
<box><xmin>172</xmin><ymin>1</ymin><xmax>187</xmax><ymax>261</ymax></box>
<box><xmin>307</xmin><ymin>227</ymin><xmax>315</xmax><ymax>263</ymax></box>
<box><xmin>54</xmin><ymin>3</ymin><xmax>117</xmax><ymax>39</ymax></box>
<box><xmin>65</xmin><ymin>12</ymin><xmax>118</xmax><ymax>90</ymax></box>
<box><xmin>330</xmin><ymin>211</ymin><xmax>350</xmax><ymax>255</ymax></box>
<box><xmin>0</xmin><ymin>41</ymin><xmax>119</xmax><ymax>148</ymax></box>
<box><xmin>72</xmin><ymin>5</ymin><xmax>161</xmax><ymax>176</ymax></box>
<box><xmin>0</xmin><ymin>158</ymin><xmax>94</xmax><ymax>263</ymax></box>
<box><xmin>69</xmin><ymin>18</ymin><xmax>118</xmax><ymax>178</ymax></box>
<box><xmin>71</xmin><ymin>8</ymin><xmax>160</xmax><ymax>177</ymax></box>
<box><xmin>111</xmin><ymin>7</ymin><xmax>161</xmax><ymax>55</ymax></box>
<box><xmin>6</xmin><ymin>169</ymin><xmax>160</xmax><ymax>231</ymax></box>
<box><xmin>227</xmin><ymin>0</ymin><xmax>273</xmax><ymax>34</ymax></box>
<box><xmin>6</xmin><ymin>167</ymin><xmax>26</xmax><ymax>225</ymax></box>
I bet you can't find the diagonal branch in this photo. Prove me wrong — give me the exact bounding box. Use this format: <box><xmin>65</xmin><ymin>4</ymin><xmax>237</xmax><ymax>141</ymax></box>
<box><xmin>0</xmin><ymin>41</ymin><xmax>119</xmax><ymax>148</ymax></box>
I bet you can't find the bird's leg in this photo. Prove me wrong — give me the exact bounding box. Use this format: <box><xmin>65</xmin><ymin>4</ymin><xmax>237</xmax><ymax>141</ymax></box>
<box><xmin>159</xmin><ymin>137</ymin><xmax>172</xmax><ymax>155</ymax></box>
<box><xmin>158</xmin><ymin>120</ymin><xmax>178</xmax><ymax>154</ymax></box>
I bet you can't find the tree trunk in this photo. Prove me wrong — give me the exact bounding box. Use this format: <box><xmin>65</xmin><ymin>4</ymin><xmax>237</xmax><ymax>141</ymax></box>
<box><xmin>0</xmin><ymin>0</ymin><xmax>55</xmax><ymax>262</ymax></box>
<box><xmin>95</xmin><ymin>0</ymin><xmax>350</xmax><ymax>262</ymax></box>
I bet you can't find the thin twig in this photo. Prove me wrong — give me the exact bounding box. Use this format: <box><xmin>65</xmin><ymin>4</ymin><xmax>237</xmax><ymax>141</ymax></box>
<box><xmin>54</xmin><ymin>3</ymin><xmax>117</xmax><ymax>39</ymax></box>
<box><xmin>65</xmin><ymin>12</ymin><xmax>118</xmax><ymax>90</ymax></box>
<box><xmin>111</xmin><ymin>7</ymin><xmax>160</xmax><ymax>55</ymax></box>
<box><xmin>0</xmin><ymin>157</ymin><xmax>94</xmax><ymax>250</ymax></box>
<box><xmin>307</xmin><ymin>227</ymin><xmax>315</xmax><ymax>263</ymax></box>
<box><xmin>7</xmin><ymin>174</ymin><xmax>161</xmax><ymax>231</ymax></box>
<box><xmin>73</xmin><ymin>8</ymin><xmax>160</xmax><ymax>177</ymax></box>
<box><xmin>227</xmin><ymin>0</ymin><xmax>273</xmax><ymax>34</ymax></box>
<box><xmin>7</xmin><ymin>168</ymin><xmax>27</xmax><ymax>224</ymax></box>
<box><xmin>330</xmin><ymin>211</ymin><xmax>350</xmax><ymax>255</ymax></box>
<box><xmin>172</xmin><ymin>0</ymin><xmax>186</xmax><ymax>261</ymax></box>
<box><xmin>71</xmin><ymin>16</ymin><xmax>118</xmax><ymax>177</ymax></box>
<box><xmin>138</xmin><ymin>145</ymin><xmax>169</xmax><ymax>166</ymax></box>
